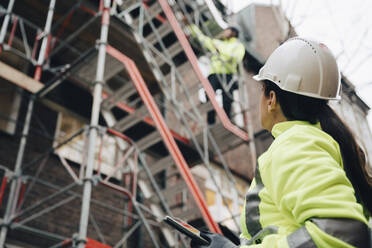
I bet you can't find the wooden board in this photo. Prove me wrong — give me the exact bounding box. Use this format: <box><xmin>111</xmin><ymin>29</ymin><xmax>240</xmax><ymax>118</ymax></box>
<box><xmin>0</xmin><ymin>61</ymin><xmax>43</xmax><ymax>93</ymax></box>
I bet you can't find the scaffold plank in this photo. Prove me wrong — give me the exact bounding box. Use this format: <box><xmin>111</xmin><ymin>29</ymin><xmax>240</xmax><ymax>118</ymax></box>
<box><xmin>0</xmin><ymin>61</ymin><xmax>43</xmax><ymax>93</ymax></box>
<box><xmin>146</xmin><ymin>22</ymin><xmax>173</xmax><ymax>44</ymax></box>
<box><xmin>136</xmin><ymin>131</ymin><xmax>162</xmax><ymax>151</ymax></box>
<box><xmin>154</xmin><ymin>42</ymin><xmax>184</xmax><ymax>65</ymax></box>
<box><xmin>113</xmin><ymin>105</ymin><xmax>148</xmax><ymax>131</ymax></box>
<box><xmin>149</xmin><ymin>155</ymin><xmax>174</xmax><ymax>175</ymax></box>
<box><xmin>75</xmin><ymin>53</ymin><xmax>124</xmax><ymax>83</ymax></box>
<box><xmin>101</xmin><ymin>82</ymin><xmax>137</xmax><ymax>110</ymax></box>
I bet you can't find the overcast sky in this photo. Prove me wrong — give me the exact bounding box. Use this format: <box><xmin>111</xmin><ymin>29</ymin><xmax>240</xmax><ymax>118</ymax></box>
<box><xmin>222</xmin><ymin>0</ymin><xmax>372</xmax><ymax>128</ymax></box>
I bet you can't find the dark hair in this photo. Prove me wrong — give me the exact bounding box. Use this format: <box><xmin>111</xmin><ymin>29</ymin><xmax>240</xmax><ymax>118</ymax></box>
<box><xmin>228</xmin><ymin>27</ymin><xmax>240</xmax><ymax>38</ymax></box>
<box><xmin>263</xmin><ymin>80</ymin><xmax>372</xmax><ymax>214</ymax></box>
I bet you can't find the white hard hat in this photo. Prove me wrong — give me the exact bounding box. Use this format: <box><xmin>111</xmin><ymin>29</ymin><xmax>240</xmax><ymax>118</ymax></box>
<box><xmin>253</xmin><ymin>37</ymin><xmax>341</xmax><ymax>100</ymax></box>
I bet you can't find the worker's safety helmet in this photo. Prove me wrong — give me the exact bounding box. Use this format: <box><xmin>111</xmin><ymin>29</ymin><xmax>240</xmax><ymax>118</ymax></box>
<box><xmin>253</xmin><ymin>37</ymin><xmax>341</xmax><ymax>100</ymax></box>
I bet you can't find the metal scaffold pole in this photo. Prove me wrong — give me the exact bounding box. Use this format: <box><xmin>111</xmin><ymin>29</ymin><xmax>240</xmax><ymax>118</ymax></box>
<box><xmin>0</xmin><ymin>0</ymin><xmax>56</xmax><ymax>246</ymax></box>
<box><xmin>76</xmin><ymin>0</ymin><xmax>110</xmax><ymax>247</ymax></box>
<box><xmin>0</xmin><ymin>97</ymin><xmax>34</xmax><ymax>247</ymax></box>
<box><xmin>0</xmin><ymin>0</ymin><xmax>15</xmax><ymax>48</ymax></box>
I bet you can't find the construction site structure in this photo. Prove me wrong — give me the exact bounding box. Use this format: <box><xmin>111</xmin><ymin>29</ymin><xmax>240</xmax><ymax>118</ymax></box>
<box><xmin>0</xmin><ymin>0</ymin><xmax>371</xmax><ymax>247</ymax></box>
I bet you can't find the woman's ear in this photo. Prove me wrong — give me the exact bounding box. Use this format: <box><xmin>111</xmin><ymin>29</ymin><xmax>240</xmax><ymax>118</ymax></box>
<box><xmin>267</xmin><ymin>90</ymin><xmax>277</xmax><ymax>112</ymax></box>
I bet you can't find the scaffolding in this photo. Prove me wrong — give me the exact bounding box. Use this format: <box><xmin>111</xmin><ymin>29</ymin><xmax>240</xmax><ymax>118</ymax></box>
<box><xmin>0</xmin><ymin>0</ymin><xmax>258</xmax><ymax>247</ymax></box>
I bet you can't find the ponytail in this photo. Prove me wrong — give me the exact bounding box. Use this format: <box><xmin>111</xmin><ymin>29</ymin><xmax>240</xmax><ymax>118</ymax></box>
<box><xmin>263</xmin><ymin>80</ymin><xmax>372</xmax><ymax>214</ymax></box>
<box><xmin>318</xmin><ymin>104</ymin><xmax>372</xmax><ymax>213</ymax></box>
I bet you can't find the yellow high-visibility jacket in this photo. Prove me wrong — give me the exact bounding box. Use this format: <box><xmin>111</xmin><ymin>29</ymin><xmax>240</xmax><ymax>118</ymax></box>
<box><xmin>189</xmin><ymin>24</ymin><xmax>245</xmax><ymax>74</ymax></box>
<box><xmin>240</xmin><ymin>121</ymin><xmax>370</xmax><ymax>248</ymax></box>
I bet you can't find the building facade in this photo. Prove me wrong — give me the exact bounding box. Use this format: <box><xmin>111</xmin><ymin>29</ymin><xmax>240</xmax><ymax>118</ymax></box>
<box><xmin>0</xmin><ymin>1</ymin><xmax>370</xmax><ymax>247</ymax></box>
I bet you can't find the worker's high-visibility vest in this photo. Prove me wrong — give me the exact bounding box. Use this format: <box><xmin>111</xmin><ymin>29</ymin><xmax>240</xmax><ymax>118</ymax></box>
<box><xmin>240</xmin><ymin>121</ymin><xmax>371</xmax><ymax>248</ymax></box>
<box><xmin>189</xmin><ymin>24</ymin><xmax>245</xmax><ymax>75</ymax></box>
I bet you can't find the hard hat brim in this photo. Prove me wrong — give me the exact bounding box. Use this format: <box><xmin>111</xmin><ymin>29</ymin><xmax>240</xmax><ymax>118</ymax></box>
<box><xmin>252</xmin><ymin>75</ymin><xmax>341</xmax><ymax>101</ymax></box>
<box><xmin>252</xmin><ymin>74</ymin><xmax>264</xmax><ymax>81</ymax></box>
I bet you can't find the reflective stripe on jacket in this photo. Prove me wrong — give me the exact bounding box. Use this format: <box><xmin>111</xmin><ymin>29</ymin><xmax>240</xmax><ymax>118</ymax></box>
<box><xmin>189</xmin><ymin>24</ymin><xmax>245</xmax><ymax>74</ymax></box>
<box><xmin>240</xmin><ymin>121</ymin><xmax>371</xmax><ymax>248</ymax></box>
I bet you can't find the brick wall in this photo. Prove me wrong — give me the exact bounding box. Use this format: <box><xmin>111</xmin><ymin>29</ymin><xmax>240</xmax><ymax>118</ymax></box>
<box><xmin>0</xmin><ymin>98</ymin><xmax>139</xmax><ymax>247</ymax></box>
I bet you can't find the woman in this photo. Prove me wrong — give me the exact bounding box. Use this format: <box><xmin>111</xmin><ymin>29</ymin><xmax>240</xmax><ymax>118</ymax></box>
<box><xmin>192</xmin><ymin>37</ymin><xmax>372</xmax><ymax>247</ymax></box>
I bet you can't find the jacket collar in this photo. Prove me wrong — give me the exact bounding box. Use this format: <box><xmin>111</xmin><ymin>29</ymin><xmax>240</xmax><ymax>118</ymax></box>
<box><xmin>271</xmin><ymin>121</ymin><xmax>321</xmax><ymax>138</ymax></box>
<box><xmin>223</xmin><ymin>37</ymin><xmax>237</xmax><ymax>43</ymax></box>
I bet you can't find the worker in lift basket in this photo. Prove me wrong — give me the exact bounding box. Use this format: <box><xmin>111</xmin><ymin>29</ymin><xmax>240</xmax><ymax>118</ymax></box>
<box><xmin>191</xmin><ymin>37</ymin><xmax>372</xmax><ymax>247</ymax></box>
<box><xmin>188</xmin><ymin>23</ymin><xmax>245</xmax><ymax>125</ymax></box>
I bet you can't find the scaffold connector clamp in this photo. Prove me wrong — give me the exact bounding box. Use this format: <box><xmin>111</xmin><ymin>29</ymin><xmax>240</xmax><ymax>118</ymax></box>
<box><xmin>72</xmin><ymin>233</ymin><xmax>87</xmax><ymax>246</ymax></box>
